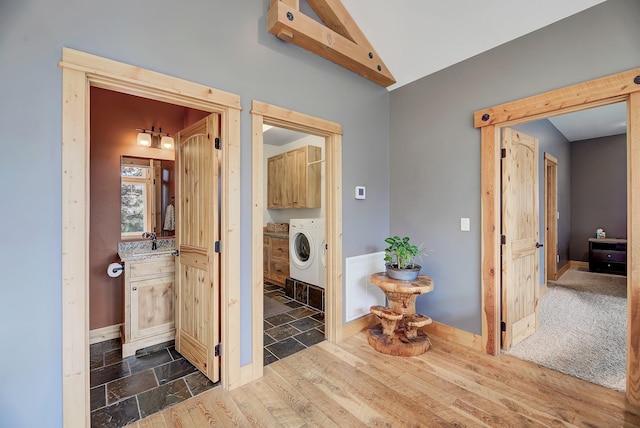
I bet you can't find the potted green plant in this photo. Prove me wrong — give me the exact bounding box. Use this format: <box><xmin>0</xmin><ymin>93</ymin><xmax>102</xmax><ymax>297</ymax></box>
<box><xmin>384</xmin><ymin>235</ymin><xmax>424</xmax><ymax>281</ymax></box>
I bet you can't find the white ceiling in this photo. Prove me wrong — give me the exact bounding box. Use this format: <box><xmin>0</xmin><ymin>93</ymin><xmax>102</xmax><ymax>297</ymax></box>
<box><xmin>340</xmin><ymin>0</ymin><xmax>606</xmax><ymax>91</ymax></box>
<box><xmin>263</xmin><ymin>125</ymin><xmax>309</xmax><ymax>146</ymax></box>
<box><xmin>339</xmin><ymin>0</ymin><xmax>625</xmax><ymax>142</ymax></box>
<box><xmin>548</xmin><ymin>102</ymin><xmax>627</xmax><ymax>142</ymax></box>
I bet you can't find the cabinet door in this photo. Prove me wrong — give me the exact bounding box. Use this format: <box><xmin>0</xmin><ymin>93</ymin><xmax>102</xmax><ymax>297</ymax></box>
<box><xmin>305</xmin><ymin>146</ymin><xmax>322</xmax><ymax>208</ymax></box>
<box><xmin>267</xmin><ymin>154</ymin><xmax>285</xmax><ymax>208</ymax></box>
<box><xmin>130</xmin><ymin>275</ymin><xmax>175</xmax><ymax>340</ymax></box>
<box><xmin>263</xmin><ymin>236</ymin><xmax>271</xmax><ymax>276</ymax></box>
<box><xmin>270</xmin><ymin>236</ymin><xmax>290</xmax><ymax>261</ymax></box>
<box><xmin>269</xmin><ymin>259</ymin><xmax>290</xmax><ymax>285</ymax></box>
<box><xmin>286</xmin><ymin>149</ymin><xmax>304</xmax><ymax>207</ymax></box>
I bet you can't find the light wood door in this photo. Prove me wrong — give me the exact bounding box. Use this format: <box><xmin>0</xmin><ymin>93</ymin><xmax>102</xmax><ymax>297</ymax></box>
<box><xmin>544</xmin><ymin>153</ymin><xmax>559</xmax><ymax>282</ymax></box>
<box><xmin>175</xmin><ymin>113</ymin><xmax>221</xmax><ymax>382</ymax></box>
<box><xmin>501</xmin><ymin>128</ymin><xmax>540</xmax><ymax>349</ymax></box>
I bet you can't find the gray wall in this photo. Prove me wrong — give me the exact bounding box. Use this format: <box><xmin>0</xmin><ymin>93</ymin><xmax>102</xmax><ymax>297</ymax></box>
<box><xmin>512</xmin><ymin>120</ymin><xmax>572</xmax><ymax>280</ymax></box>
<box><xmin>389</xmin><ymin>0</ymin><xmax>640</xmax><ymax>334</ymax></box>
<box><xmin>570</xmin><ymin>134</ymin><xmax>627</xmax><ymax>260</ymax></box>
<box><xmin>0</xmin><ymin>1</ymin><xmax>390</xmax><ymax>426</ymax></box>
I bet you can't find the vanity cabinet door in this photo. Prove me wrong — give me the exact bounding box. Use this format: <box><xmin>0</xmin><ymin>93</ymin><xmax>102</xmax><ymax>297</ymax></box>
<box><xmin>122</xmin><ymin>254</ymin><xmax>176</xmax><ymax>357</ymax></box>
<box><xmin>130</xmin><ymin>275</ymin><xmax>175</xmax><ymax>340</ymax></box>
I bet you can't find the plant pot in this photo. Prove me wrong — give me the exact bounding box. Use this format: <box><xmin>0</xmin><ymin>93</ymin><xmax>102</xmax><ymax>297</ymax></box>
<box><xmin>385</xmin><ymin>263</ymin><xmax>421</xmax><ymax>281</ymax></box>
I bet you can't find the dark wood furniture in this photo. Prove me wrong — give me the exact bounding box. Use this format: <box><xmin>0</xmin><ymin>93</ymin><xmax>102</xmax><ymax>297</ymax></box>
<box><xmin>588</xmin><ymin>238</ymin><xmax>627</xmax><ymax>275</ymax></box>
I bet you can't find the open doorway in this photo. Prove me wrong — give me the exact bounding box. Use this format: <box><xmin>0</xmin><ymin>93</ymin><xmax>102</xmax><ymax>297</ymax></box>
<box><xmin>499</xmin><ymin>103</ymin><xmax>628</xmax><ymax>391</ymax></box>
<box><xmin>261</xmin><ymin>125</ymin><xmax>327</xmax><ymax>364</ymax></box>
<box><xmin>475</xmin><ymin>67</ymin><xmax>640</xmax><ymax>405</ymax></box>
<box><xmin>60</xmin><ymin>48</ymin><xmax>242</xmax><ymax>426</ymax></box>
<box><xmin>250</xmin><ymin>100</ymin><xmax>343</xmax><ymax>380</ymax></box>
<box><xmin>88</xmin><ymin>88</ymin><xmax>222</xmax><ymax>425</ymax></box>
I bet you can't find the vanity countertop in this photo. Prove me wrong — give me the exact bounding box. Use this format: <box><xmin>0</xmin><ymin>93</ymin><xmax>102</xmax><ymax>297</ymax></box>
<box><xmin>118</xmin><ymin>238</ymin><xmax>175</xmax><ymax>261</ymax></box>
<box><xmin>118</xmin><ymin>249</ymin><xmax>175</xmax><ymax>262</ymax></box>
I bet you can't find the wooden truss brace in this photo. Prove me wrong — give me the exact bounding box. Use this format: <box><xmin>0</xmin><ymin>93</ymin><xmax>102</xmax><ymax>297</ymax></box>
<box><xmin>268</xmin><ymin>0</ymin><xmax>396</xmax><ymax>87</ymax></box>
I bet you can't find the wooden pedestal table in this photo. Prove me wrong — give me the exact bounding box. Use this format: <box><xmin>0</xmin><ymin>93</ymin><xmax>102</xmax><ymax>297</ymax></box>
<box><xmin>367</xmin><ymin>272</ymin><xmax>434</xmax><ymax>356</ymax></box>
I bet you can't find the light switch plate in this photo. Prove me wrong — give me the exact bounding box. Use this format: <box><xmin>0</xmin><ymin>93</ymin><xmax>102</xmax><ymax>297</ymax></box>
<box><xmin>461</xmin><ymin>217</ymin><xmax>470</xmax><ymax>231</ymax></box>
<box><xmin>355</xmin><ymin>186</ymin><xmax>366</xmax><ymax>200</ymax></box>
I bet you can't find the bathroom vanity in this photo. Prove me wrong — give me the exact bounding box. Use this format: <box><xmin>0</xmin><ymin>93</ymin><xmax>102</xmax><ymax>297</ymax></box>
<box><xmin>118</xmin><ymin>240</ymin><xmax>176</xmax><ymax>357</ymax></box>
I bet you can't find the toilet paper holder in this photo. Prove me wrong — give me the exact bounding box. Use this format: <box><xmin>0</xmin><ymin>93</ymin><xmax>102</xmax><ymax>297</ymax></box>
<box><xmin>107</xmin><ymin>262</ymin><xmax>124</xmax><ymax>278</ymax></box>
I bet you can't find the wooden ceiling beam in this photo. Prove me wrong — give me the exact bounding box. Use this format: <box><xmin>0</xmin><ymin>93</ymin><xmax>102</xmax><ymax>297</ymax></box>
<box><xmin>267</xmin><ymin>0</ymin><xmax>396</xmax><ymax>87</ymax></box>
<box><xmin>306</xmin><ymin>0</ymin><xmax>371</xmax><ymax>49</ymax></box>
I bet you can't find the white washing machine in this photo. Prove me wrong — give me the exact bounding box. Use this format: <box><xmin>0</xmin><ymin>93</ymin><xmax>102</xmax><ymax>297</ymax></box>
<box><xmin>289</xmin><ymin>218</ymin><xmax>326</xmax><ymax>288</ymax></box>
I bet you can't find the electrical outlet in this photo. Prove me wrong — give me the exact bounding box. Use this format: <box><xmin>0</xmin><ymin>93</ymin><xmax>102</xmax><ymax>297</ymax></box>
<box><xmin>461</xmin><ymin>217</ymin><xmax>470</xmax><ymax>231</ymax></box>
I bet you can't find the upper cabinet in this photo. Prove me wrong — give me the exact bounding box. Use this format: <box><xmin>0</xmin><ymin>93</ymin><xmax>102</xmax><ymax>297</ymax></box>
<box><xmin>267</xmin><ymin>145</ymin><xmax>321</xmax><ymax>209</ymax></box>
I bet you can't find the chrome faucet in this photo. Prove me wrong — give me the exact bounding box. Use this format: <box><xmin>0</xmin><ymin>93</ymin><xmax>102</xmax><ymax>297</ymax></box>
<box><xmin>142</xmin><ymin>232</ymin><xmax>157</xmax><ymax>250</ymax></box>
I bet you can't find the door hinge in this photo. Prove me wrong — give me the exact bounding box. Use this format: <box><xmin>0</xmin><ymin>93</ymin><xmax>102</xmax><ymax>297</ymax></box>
<box><xmin>215</xmin><ymin>241</ymin><xmax>221</xmax><ymax>253</ymax></box>
<box><xmin>173</xmin><ymin>249</ymin><xmax>180</xmax><ymax>257</ymax></box>
<box><xmin>501</xmin><ymin>321</ymin><xmax>506</xmax><ymax>332</ymax></box>
<box><xmin>215</xmin><ymin>343</ymin><xmax>221</xmax><ymax>356</ymax></box>
<box><xmin>501</xmin><ymin>235</ymin><xmax>506</xmax><ymax>245</ymax></box>
<box><xmin>215</xmin><ymin>137</ymin><xmax>221</xmax><ymax>150</ymax></box>
<box><xmin>501</xmin><ymin>148</ymin><xmax>506</xmax><ymax>158</ymax></box>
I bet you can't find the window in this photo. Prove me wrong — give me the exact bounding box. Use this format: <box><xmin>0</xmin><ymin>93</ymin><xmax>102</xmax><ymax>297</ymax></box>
<box><xmin>121</xmin><ymin>160</ymin><xmax>152</xmax><ymax>238</ymax></box>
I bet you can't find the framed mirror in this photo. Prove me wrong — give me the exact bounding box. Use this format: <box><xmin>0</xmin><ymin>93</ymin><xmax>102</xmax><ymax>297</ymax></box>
<box><xmin>121</xmin><ymin>156</ymin><xmax>175</xmax><ymax>239</ymax></box>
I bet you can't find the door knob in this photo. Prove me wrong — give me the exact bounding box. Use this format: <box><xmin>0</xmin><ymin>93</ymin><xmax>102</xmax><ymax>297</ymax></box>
<box><xmin>536</xmin><ymin>242</ymin><xmax>544</xmax><ymax>248</ymax></box>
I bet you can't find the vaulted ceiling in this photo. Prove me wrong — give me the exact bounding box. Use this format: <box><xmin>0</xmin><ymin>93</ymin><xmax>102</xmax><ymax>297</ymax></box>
<box><xmin>340</xmin><ymin>0</ymin><xmax>606</xmax><ymax>90</ymax></box>
<box><xmin>268</xmin><ymin>0</ymin><xmax>624</xmax><ymax>142</ymax></box>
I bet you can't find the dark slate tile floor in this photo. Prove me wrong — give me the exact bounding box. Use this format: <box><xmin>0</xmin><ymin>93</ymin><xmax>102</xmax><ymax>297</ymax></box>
<box><xmin>90</xmin><ymin>281</ymin><xmax>323</xmax><ymax>427</ymax></box>
<box><xmin>90</xmin><ymin>339</ymin><xmax>217</xmax><ymax>428</ymax></box>
<box><xmin>264</xmin><ymin>281</ymin><xmax>325</xmax><ymax>365</ymax></box>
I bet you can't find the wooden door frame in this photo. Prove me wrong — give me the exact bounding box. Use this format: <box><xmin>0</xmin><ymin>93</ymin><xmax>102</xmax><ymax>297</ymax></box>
<box><xmin>248</xmin><ymin>100</ymin><xmax>343</xmax><ymax>382</ymax></box>
<box><xmin>475</xmin><ymin>67</ymin><xmax>640</xmax><ymax>404</ymax></box>
<box><xmin>59</xmin><ymin>48</ymin><xmax>242</xmax><ymax>427</ymax></box>
<box><xmin>544</xmin><ymin>153</ymin><xmax>559</xmax><ymax>284</ymax></box>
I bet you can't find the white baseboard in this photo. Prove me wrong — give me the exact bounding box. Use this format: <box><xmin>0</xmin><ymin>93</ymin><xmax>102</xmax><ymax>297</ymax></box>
<box><xmin>89</xmin><ymin>324</ymin><xmax>123</xmax><ymax>345</ymax></box>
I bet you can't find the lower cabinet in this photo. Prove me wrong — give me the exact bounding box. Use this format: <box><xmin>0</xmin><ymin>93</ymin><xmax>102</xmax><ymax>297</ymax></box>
<box><xmin>122</xmin><ymin>254</ymin><xmax>176</xmax><ymax>357</ymax></box>
<box><xmin>264</xmin><ymin>234</ymin><xmax>290</xmax><ymax>286</ymax></box>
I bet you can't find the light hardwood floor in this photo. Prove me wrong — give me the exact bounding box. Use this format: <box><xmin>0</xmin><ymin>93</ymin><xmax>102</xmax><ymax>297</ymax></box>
<box><xmin>130</xmin><ymin>333</ymin><xmax>640</xmax><ymax>427</ymax></box>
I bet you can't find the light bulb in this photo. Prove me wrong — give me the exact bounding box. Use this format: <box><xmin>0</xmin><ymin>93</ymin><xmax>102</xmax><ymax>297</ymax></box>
<box><xmin>137</xmin><ymin>132</ymin><xmax>152</xmax><ymax>147</ymax></box>
<box><xmin>161</xmin><ymin>135</ymin><xmax>174</xmax><ymax>149</ymax></box>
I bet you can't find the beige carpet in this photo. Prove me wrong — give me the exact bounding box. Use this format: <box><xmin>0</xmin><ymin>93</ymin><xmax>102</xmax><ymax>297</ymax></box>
<box><xmin>503</xmin><ymin>269</ymin><xmax>626</xmax><ymax>391</ymax></box>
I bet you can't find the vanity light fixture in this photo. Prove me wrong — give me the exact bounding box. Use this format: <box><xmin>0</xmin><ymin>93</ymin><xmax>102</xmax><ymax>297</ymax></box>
<box><xmin>136</xmin><ymin>126</ymin><xmax>174</xmax><ymax>149</ymax></box>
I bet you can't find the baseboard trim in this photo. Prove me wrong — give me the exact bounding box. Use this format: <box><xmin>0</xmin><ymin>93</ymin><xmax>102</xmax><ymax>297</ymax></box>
<box><xmin>422</xmin><ymin>321</ymin><xmax>483</xmax><ymax>352</ymax></box>
<box><xmin>239</xmin><ymin>363</ymin><xmax>255</xmax><ymax>387</ymax></box>
<box><xmin>89</xmin><ymin>324</ymin><xmax>122</xmax><ymax>345</ymax></box>
<box><xmin>342</xmin><ymin>314</ymin><xmax>378</xmax><ymax>339</ymax></box>
<box><xmin>556</xmin><ymin>260</ymin><xmax>588</xmax><ymax>279</ymax></box>
<box><xmin>342</xmin><ymin>314</ymin><xmax>482</xmax><ymax>352</ymax></box>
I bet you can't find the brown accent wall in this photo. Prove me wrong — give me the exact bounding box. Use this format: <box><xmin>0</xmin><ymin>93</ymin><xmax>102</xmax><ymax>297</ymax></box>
<box><xmin>89</xmin><ymin>87</ymin><xmax>207</xmax><ymax>330</ymax></box>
